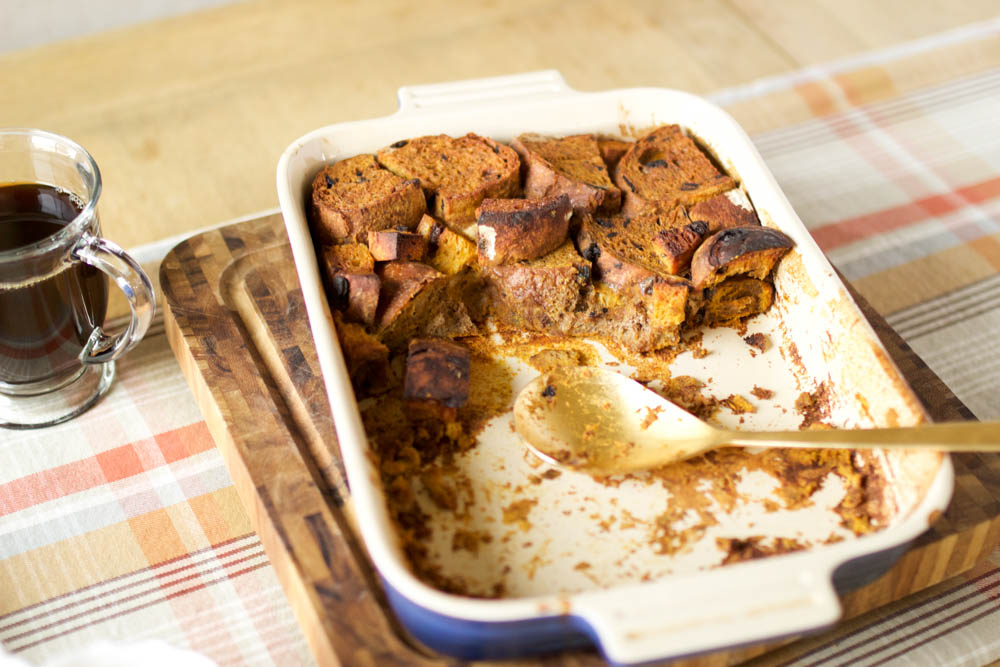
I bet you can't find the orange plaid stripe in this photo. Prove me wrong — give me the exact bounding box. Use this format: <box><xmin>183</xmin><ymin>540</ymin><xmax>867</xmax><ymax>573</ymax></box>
<box><xmin>0</xmin><ymin>422</ymin><xmax>215</xmax><ymax>517</ymax></box>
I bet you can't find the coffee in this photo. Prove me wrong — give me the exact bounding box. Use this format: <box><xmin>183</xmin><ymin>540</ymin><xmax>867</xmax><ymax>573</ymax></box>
<box><xmin>0</xmin><ymin>183</ymin><xmax>108</xmax><ymax>385</ymax></box>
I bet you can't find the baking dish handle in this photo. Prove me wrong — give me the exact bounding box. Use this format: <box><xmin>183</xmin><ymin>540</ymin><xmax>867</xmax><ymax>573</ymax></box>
<box><xmin>396</xmin><ymin>70</ymin><xmax>574</xmax><ymax>114</ymax></box>
<box><xmin>574</xmin><ymin>565</ymin><xmax>841</xmax><ymax>665</ymax></box>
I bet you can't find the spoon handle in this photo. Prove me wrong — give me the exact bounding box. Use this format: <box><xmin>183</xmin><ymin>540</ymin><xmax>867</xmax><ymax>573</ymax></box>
<box><xmin>726</xmin><ymin>421</ymin><xmax>1000</xmax><ymax>451</ymax></box>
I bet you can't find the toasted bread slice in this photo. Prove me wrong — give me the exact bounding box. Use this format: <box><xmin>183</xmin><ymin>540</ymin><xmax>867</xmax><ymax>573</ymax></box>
<box><xmin>376</xmin><ymin>134</ymin><xmax>520</xmax><ymax>225</ymax></box>
<box><xmin>615</xmin><ymin>125</ymin><xmax>735</xmax><ymax>215</ymax></box>
<box><xmin>476</xmin><ymin>195</ymin><xmax>572</xmax><ymax>267</ymax></box>
<box><xmin>513</xmin><ymin>134</ymin><xmax>621</xmax><ymax>214</ymax></box>
<box><xmin>311</xmin><ymin>154</ymin><xmax>426</xmax><ymax>243</ymax></box>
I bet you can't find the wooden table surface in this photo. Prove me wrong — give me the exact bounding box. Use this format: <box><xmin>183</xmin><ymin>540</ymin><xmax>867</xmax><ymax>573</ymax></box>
<box><xmin>2</xmin><ymin>0</ymin><xmax>998</xmax><ymax>251</ymax></box>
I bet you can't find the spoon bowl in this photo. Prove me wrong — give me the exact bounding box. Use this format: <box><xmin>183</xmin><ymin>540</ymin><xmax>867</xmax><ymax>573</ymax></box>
<box><xmin>514</xmin><ymin>366</ymin><xmax>1000</xmax><ymax>475</ymax></box>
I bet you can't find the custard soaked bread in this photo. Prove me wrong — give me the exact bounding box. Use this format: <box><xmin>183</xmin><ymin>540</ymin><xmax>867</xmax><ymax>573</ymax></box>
<box><xmin>482</xmin><ymin>240</ymin><xmax>591</xmax><ymax>334</ymax></box>
<box><xmin>377</xmin><ymin>134</ymin><xmax>520</xmax><ymax>225</ymax></box>
<box><xmin>375</xmin><ymin>261</ymin><xmax>476</xmax><ymax>351</ymax></box>
<box><xmin>576</xmin><ymin>210</ymin><xmax>708</xmax><ymax>281</ymax></box>
<box><xmin>309</xmin><ymin>126</ymin><xmax>793</xmax><ymax>384</ymax></box>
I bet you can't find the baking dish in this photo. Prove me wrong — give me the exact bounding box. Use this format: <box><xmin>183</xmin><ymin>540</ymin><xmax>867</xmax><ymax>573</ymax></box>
<box><xmin>275</xmin><ymin>70</ymin><xmax>953</xmax><ymax>665</ymax></box>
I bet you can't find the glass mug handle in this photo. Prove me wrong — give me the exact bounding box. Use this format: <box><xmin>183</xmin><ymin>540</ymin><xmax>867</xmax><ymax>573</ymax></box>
<box><xmin>72</xmin><ymin>233</ymin><xmax>156</xmax><ymax>364</ymax></box>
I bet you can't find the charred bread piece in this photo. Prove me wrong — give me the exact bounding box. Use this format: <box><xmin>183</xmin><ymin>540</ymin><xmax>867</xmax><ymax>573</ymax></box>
<box><xmin>614</xmin><ymin>125</ymin><xmax>735</xmax><ymax>216</ymax></box>
<box><xmin>403</xmin><ymin>338</ymin><xmax>470</xmax><ymax>422</ymax></box>
<box><xmin>512</xmin><ymin>134</ymin><xmax>621</xmax><ymax>214</ymax></box>
<box><xmin>376</xmin><ymin>134</ymin><xmax>521</xmax><ymax>225</ymax></box>
<box><xmin>483</xmin><ymin>240</ymin><xmax>590</xmax><ymax>334</ymax></box>
<box><xmin>368</xmin><ymin>229</ymin><xmax>428</xmax><ymax>262</ymax></box>
<box><xmin>573</xmin><ymin>276</ymin><xmax>695</xmax><ymax>353</ymax></box>
<box><xmin>375</xmin><ymin>261</ymin><xmax>476</xmax><ymax>351</ymax></box>
<box><xmin>701</xmin><ymin>277</ymin><xmax>774</xmax><ymax>327</ymax></box>
<box><xmin>333</xmin><ymin>313</ymin><xmax>393</xmax><ymax>397</ymax></box>
<box><xmin>686</xmin><ymin>189</ymin><xmax>759</xmax><ymax>233</ymax></box>
<box><xmin>311</xmin><ymin>154</ymin><xmax>426</xmax><ymax>243</ymax></box>
<box><xmin>416</xmin><ymin>215</ymin><xmax>477</xmax><ymax>275</ymax></box>
<box><xmin>690</xmin><ymin>226</ymin><xmax>793</xmax><ymax>289</ymax></box>
<box><xmin>476</xmin><ymin>195</ymin><xmax>572</xmax><ymax>266</ymax></box>
<box><xmin>577</xmin><ymin>210</ymin><xmax>709</xmax><ymax>282</ymax></box>
<box><xmin>321</xmin><ymin>243</ymin><xmax>380</xmax><ymax>326</ymax></box>
<box><xmin>596</xmin><ymin>137</ymin><xmax>633</xmax><ymax>174</ymax></box>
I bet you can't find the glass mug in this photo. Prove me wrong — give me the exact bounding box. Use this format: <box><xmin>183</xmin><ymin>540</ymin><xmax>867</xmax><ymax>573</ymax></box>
<box><xmin>0</xmin><ymin>129</ymin><xmax>154</xmax><ymax>429</ymax></box>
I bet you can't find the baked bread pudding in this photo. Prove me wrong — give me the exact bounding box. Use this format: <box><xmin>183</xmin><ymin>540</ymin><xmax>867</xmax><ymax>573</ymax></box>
<box><xmin>311</xmin><ymin>125</ymin><xmax>791</xmax><ymax>362</ymax></box>
<box><xmin>308</xmin><ymin>125</ymin><xmax>887</xmax><ymax>598</ymax></box>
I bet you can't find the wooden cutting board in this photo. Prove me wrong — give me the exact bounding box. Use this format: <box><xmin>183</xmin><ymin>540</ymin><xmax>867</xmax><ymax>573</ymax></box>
<box><xmin>160</xmin><ymin>212</ymin><xmax>1000</xmax><ymax>667</ymax></box>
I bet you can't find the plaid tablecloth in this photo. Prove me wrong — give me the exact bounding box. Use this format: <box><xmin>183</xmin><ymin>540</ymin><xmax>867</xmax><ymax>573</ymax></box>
<box><xmin>2</xmin><ymin>18</ymin><xmax>1000</xmax><ymax>667</ymax></box>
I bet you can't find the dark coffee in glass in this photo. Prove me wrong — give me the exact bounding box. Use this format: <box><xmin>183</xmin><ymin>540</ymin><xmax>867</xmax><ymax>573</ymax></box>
<box><xmin>0</xmin><ymin>129</ymin><xmax>154</xmax><ymax>429</ymax></box>
<box><xmin>0</xmin><ymin>183</ymin><xmax>109</xmax><ymax>385</ymax></box>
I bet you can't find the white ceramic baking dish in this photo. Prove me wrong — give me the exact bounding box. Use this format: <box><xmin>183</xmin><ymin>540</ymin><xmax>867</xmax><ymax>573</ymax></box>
<box><xmin>275</xmin><ymin>70</ymin><xmax>953</xmax><ymax>665</ymax></box>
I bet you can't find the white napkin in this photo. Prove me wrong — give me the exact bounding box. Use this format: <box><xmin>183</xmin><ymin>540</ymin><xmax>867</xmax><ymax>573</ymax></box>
<box><xmin>0</xmin><ymin>640</ymin><xmax>217</xmax><ymax>667</ymax></box>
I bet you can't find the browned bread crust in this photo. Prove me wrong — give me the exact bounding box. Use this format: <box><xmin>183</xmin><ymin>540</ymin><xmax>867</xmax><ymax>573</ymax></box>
<box><xmin>512</xmin><ymin>134</ymin><xmax>621</xmax><ymax>214</ymax></box>
<box><xmin>376</xmin><ymin>134</ymin><xmax>520</xmax><ymax>225</ymax></box>
<box><xmin>476</xmin><ymin>195</ymin><xmax>572</xmax><ymax>267</ymax></box>
<box><xmin>368</xmin><ymin>230</ymin><xmax>428</xmax><ymax>262</ymax></box>
<box><xmin>614</xmin><ymin>125</ymin><xmax>735</xmax><ymax>216</ymax></box>
<box><xmin>576</xmin><ymin>210</ymin><xmax>708</xmax><ymax>281</ymax></box>
<box><xmin>375</xmin><ymin>261</ymin><xmax>476</xmax><ymax>350</ymax></box>
<box><xmin>690</xmin><ymin>227</ymin><xmax>793</xmax><ymax>289</ymax></box>
<box><xmin>483</xmin><ymin>240</ymin><xmax>590</xmax><ymax>334</ymax></box>
<box><xmin>686</xmin><ymin>189</ymin><xmax>759</xmax><ymax>233</ymax></box>
<box><xmin>404</xmin><ymin>338</ymin><xmax>470</xmax><ymax>421</ymax></box>
<box><xmin>311</xmin><ymin>154</ymin><xmax>426</xmax><ymax>243</ymax></box>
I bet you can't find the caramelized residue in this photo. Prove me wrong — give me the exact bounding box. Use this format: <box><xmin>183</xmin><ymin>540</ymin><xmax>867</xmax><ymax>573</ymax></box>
<box><xmin>721</xmin><ymin>394</ymin><xmax>755</xmax><ymax>415</ymax></box>
<box><xmin>795</xmin><ymin>382</ymin><xmax>832</xmax><ymax>428</ymax></box>
<box><xmin>363</xmin><ymin>335</ymin><xmax>884</xmax><ymax>598</ymax></box>
<box><xmin>716</xmin><ymin>536</ymin><xmax>808</xmax><ymax>565</ymax></box>
<box><xmin>743</xmin><ymin>332</ymin><xmax>768</xmax><ymax>354</ymax></box>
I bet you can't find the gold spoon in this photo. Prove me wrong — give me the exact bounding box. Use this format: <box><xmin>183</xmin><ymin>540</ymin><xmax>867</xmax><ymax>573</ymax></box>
<box><xmin>513</xmin><ymin>366</ymin><xmax>1000</xmax><ymax>474</ymax></box>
